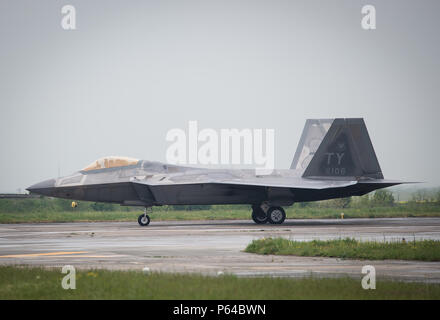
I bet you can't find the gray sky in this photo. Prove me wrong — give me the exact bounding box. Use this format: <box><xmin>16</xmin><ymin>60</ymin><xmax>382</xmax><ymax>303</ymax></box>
<box><xmin>1</xmin><ymin>0</ymin><xmax>439</xmax><ymax>192</ymax></box>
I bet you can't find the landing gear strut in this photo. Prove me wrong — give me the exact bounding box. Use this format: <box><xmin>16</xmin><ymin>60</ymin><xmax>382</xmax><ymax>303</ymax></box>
<box><xmin>251</xmin><ymin>204</ymin><xmax>286</xmax><ymax>225</ymax></box>
<box><xmin>138</xmin><ymin>207</ymin><xmax>151</xmax><ymax>226</ymax></box>
<box><xmin>251</xmin><ymin>205</ymin><xmax>268</xmax><ymax>224</ymax></box>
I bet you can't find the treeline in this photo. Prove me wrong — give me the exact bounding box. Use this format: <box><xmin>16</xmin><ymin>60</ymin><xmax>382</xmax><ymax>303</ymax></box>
<box><xmin>297</xmin><ymin>188</ymin><xmax>440</xmax><ymax>209</ymax></box>
<box><xmin>410</xmin><ymin>189</ymin><xmax>440</xmax><ymax>202</ymax></box>
<box><xmin>0</xmin><ymin>197</ymin><xmax>130</xmax><ymax>213</ymax></box>
<box><xmin>1</xmin><ymin>189</ymin><xmax>440</xmax><ymax>213</ymax></box>
<box><xmin>297</xmin><ymin>189</ymin><xmax>396</xmax><ymax>209</ymax></box>
<box><xmin>0</xmin><ymin>197</ymin><xmax>243</xmax><ymax>213</ymax></box>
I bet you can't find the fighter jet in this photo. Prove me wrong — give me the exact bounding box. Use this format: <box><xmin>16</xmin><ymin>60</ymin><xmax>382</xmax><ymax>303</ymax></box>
<box><xmin>27</xmin><ymin>118</ymin><xmax>406</xmax><ymax>226</ymax></box>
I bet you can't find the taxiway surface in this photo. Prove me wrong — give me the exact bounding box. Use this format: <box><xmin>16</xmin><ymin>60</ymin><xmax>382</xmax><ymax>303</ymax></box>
<box><xmin>1</xmin><ymin>218</ymin><xmax>439</xmax><ymax>282</ymax></box>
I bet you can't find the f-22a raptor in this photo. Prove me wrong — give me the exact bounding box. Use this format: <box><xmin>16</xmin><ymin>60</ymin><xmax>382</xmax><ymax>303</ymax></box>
<box><xmin>28</xmin><ymin>118</ymin><xmax>408</xmax><ymax>226</ymax></box>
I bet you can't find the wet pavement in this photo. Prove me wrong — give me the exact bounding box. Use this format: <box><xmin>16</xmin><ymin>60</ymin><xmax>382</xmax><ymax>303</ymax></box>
<box><xmin>0</xmin><ymin>218</ymin><xmax>439</xmax><ymax>282</ymax></box>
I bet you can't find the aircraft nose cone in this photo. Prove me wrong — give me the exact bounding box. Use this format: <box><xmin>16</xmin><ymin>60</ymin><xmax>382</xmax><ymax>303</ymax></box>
<box><xmin>26</xmin><ymin>179</ymin><xmax>56</xmax><ymax>196</ymax></box>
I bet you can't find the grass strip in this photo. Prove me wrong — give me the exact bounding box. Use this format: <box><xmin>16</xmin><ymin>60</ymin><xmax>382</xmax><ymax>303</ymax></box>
<box><xmin>245</xmin><ymin>238</ymin><xmax>440</xmax><ymax>261</ymax></box>
<box><xmin>0</xmin><ymin>266</ymin><xmax>440</xmax><ymax>299</ymax></box>
<box><xmin>1</xmin><ymin>207</ymin><xmax>440</xmax><ymax>224</ymax></box>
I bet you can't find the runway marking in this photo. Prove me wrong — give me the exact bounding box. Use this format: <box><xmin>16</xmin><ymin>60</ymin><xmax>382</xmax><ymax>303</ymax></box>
<box><xmin>62</xmin><ymin>255</ymin><xmax>123</xmax><ymax>258</ymax></box>
<box><xmin>0</xmin><ymin>251</ymin><xmax>88</xmax><ymax>258</ymax></box>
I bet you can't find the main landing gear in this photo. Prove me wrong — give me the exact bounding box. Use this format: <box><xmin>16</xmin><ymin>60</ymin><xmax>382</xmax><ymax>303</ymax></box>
<box><xmin>251</xmin><ymin>204</ymin><xmax>286</xmax><ymax>225</ymax></box>
<box><xmin>138</xmin><ymin>207</ymin><xmax>151</xmax><ymax>226</ymax></box>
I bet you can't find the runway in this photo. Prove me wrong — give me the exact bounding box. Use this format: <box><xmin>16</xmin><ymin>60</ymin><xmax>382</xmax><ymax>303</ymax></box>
<box><xmin>1</xmin><ymin>218</ymin><xmax>440</xmax><ymax>282</ymax></box>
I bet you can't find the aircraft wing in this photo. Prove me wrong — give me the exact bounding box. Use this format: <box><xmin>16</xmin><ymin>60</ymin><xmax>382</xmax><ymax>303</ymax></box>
<box><xmin>129</xmin><ymin>175</ymin><xmax>361</xmax><ymax>206</ymax></box>
<box><xmin>210</xmin><ymin>177</ymin><xmax>357</xmax><ymax>190</ymax></box>
<box><xmin>131</xmin><ymin>175</ymin><xmax>358</xmax><ymax>190</ymax></box>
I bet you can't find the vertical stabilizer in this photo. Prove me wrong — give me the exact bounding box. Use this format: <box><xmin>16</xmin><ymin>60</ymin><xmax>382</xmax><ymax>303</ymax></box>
<box><xmin>294</xmin><ymin>118</ymin><xmax>383</xmax><ymax>180</ymax></box>
<box><xmin>290</xmin><ymin>119</ymin><xmax>333</xmax><ymax>171</ymax></box>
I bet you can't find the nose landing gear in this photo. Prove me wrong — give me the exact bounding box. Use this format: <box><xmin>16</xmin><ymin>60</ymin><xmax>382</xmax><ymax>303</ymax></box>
<box><xmin>138</xmin><ymin>207</ymin><xmax>151</xmax><ymax>226</ymax></box>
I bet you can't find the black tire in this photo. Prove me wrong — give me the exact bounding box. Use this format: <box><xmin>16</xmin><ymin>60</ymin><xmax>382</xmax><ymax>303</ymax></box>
<box><xmin>267</xmin><ymin>207</ymin><xmax>286</xmax><ymax>224</ymax></box>
<box><xmin>251</xmin><ymin>207</ymin><xmax>268</xmax><ymax>224</ymax></box>
<box><xmin>138</xmin><ymin>214</ymin><xmax>150</xmax><ymax>226</ymax></box>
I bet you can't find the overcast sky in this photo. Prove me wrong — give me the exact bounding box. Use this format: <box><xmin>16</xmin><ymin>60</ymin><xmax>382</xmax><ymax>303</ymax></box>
<box><xmin>0</xmin><ymin>0</ymin><xmax>439</xmax><ymax>192</ymax></box>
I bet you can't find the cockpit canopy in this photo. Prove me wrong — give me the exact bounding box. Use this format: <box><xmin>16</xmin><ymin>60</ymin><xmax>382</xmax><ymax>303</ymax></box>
<box><xmin>82</xmin><ymin>156</ymin><xmax>139</xmax><ymax>171</ymax></box>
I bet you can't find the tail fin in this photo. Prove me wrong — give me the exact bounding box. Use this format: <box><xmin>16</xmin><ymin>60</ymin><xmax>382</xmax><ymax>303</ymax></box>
<box><xmin>291</xmin><ymin>118</ymin><xmax>383</xmax><ymax>180</ymax></box>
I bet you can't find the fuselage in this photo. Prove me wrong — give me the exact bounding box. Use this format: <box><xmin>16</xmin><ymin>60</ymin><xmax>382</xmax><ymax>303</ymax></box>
<box><xmin>27</xmin><ymin>159</ymin><xmax>397</xmax><ymax>207</ymax></box>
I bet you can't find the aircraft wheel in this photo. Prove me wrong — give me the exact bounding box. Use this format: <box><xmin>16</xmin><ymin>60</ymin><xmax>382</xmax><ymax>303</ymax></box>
<box><xmin>251</xmin><ymin>207</ymin><xmax>268</xmax><ymax>224</ymax></box>
<box><xmin>267</xmin><ymin>207</ymin><xmax>286</xmax><ymax>224</ymax></box>
<box><xmin>138</xmin><ymin>214</ymin><xmax>150</xmax><ymax>226</ymax></box>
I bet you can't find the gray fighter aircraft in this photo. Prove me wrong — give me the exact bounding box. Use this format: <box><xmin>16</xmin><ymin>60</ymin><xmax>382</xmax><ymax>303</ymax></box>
<box><xmin>27</xmin><ymin>118</ymin><xmax>406</xmax><ymax>226</ymax></box>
